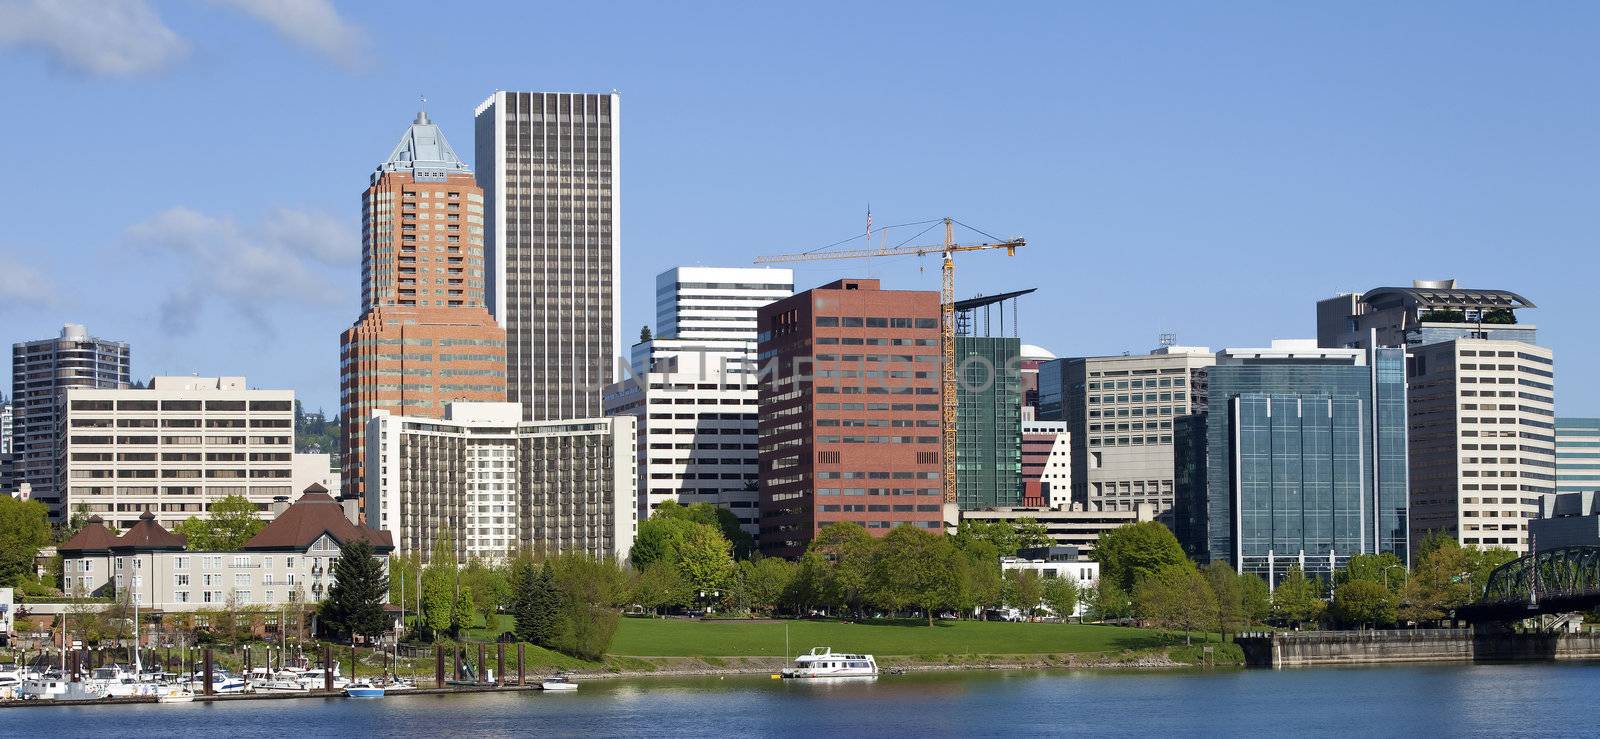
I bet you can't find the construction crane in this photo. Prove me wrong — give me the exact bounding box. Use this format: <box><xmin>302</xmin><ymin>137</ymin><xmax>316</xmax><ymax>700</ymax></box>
<box><xmin>755</xmin><ymin>217</ymin><xmax>1026</xmax><ymax>511</ymax></box>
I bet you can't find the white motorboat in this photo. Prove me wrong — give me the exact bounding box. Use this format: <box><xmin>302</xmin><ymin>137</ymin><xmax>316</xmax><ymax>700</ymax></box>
<box><xmin>343</xmin><ymin>679</ymin><xmax>385</xmax><ymax>698</ymax></box>
<box><xmin>155</xmin><ymin>686</ymin><xmax>196</xmax><ymax>703</ymax></box>
<box><xmin>255</xmin><ymin>671</ymin><xmax>311</xmax><ymax>693</ymax></box>
<box><xmin>18</xmin><ymin>677</ymin><xmax>70</xmax><ymax>701</ymax></box>
<box><xmin>780</xmin><ymin>647</ymin><xmax>878</xmax><ymax>679</ymax></box>
<box><xmin>540</xmin><ymin>675</ymin><xmax>578</xmax><ymax>691</ymax></box>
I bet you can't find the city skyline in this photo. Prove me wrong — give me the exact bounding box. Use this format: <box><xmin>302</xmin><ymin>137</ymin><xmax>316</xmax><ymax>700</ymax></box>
<box><xmin>2</xmin><ymin>2</ymin><xmax>1598</xmax><ymax>416</ymax></box>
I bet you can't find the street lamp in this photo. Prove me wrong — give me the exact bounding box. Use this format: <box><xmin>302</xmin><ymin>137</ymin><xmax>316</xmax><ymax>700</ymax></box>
<box><xmin>1381</xmin><ymin>564</ymin><xmax>1406</xmax><ymax>591</ymax></box>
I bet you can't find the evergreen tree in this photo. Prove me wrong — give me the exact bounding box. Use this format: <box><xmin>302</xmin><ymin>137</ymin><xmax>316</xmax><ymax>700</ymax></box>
<box><xmin>511</xmin><ymin>561</ymin><xmax>559</xmax><ymax>646</ymax></box>
<box><xmin>321</xmin><ymin>539</ymin><xmax>389</xmax><ymax>641</ymax></box>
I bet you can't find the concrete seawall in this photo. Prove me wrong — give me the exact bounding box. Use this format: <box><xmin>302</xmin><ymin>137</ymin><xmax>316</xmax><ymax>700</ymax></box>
<box><xmin>1236</xmin><ymin>629</ymin><xmax>1600</xmax><ymax>668</ymax></box>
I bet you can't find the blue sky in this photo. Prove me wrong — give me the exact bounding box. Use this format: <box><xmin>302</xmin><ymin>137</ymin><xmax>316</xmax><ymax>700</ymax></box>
<box><xmin>0</xmin><ymin>1</ymin><xmax>1595</xmax><ymax>414</ymax></box>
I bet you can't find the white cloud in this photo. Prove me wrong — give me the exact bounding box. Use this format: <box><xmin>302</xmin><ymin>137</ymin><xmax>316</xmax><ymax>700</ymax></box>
<box><xmin>213</xmin><ymin>0</ymin><xmax>370</xmax><ymax>71</ymax></box>
<box><xmin>0</xmin><ymin>0</ymin><xmax>186</xmax><ymax>77</ymax></box>
<box><xmin>125</xmin><ymin>206</ymin><xmax>354</xmax><ymax>336</ymax></box>
<box><xmin>0</xmin><ymin>256</ymin><xmax>56</xmax><ymax>311</ymax></box>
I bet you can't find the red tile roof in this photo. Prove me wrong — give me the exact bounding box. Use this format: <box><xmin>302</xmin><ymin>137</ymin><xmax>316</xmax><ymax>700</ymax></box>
<box><xmin>112</xmin><ymin>512</ymin><xmax>188</xmax><ymax>551</ymax></box>
<box><xmin>58</xmin><ymin>516</ymin><xmax>120</xmax><ymax>553</ymax></box>
<box><xmin>243</xmin><ymin>487</ymin><xmax>394</xmax><ymax>552</ymax></box>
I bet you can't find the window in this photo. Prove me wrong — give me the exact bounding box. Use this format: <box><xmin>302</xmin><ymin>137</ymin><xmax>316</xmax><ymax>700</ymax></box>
<box><xmin>175</xmin><ymin>574</ymin><xmax>190</xmax><ymax>587</ymax></box>
<box><xmin>816</xmin><ymin>317</ymin><xmax>839</xmax><ymax>327</ymax></box>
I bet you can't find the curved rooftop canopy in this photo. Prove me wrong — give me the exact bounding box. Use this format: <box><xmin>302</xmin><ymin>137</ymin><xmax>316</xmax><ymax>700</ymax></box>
<box><xmin>1361</xmin><ymin>286</ymin><xmax>1534</xmax><ymax>310</ymax></box>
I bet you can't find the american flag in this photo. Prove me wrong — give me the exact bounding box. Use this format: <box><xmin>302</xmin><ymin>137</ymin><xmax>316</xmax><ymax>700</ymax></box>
<box><xmin>865</xmin><ymin>205</ymin><xmax>872</xmax><ymax>246</ymax></box>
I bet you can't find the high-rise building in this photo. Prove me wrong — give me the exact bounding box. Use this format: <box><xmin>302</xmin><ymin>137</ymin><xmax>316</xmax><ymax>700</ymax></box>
<box><xmin>1405</xmin><ymin>339</ymin><xmax>1554</xmax><ymax>552</ymax></box>
<box><xmin>339</xmin><ymin>111</ymin><xmax>508</xmax><ymax>504</ymax></box>
<box><xmin>12</xmin><ymin>324</ymin><xmax>130</xmax><ymax>522</ymax></box>
<box><xmin>1037</xmin><ymin>346</ymin><xmax>1215</xmax><ymax>514</ymax></box>
<box><xmin>654</xmin><ymin>267</ymin><xmax>792</xmax><ymax>343</ymax></box>
<box><xmin>1020</xmin><ymin>420</ymin><xmax>1071</xmax><ymax>508</ymax></box>
<box><xmin>1317</xmin><ymin>280</ymin><xmax>1552</xmax><ymax>554</ymax></box>
<box><xmin>951</xmin><ymin>290</ymin><xmax>1026</xmax><ymax>511</ymax></box>
<box><xmin>756</xmin><ymin>278</ymin><xmax>945</xmax><ymax>558</ymax></box>
<box><xmin>474</xmin><ymin>91</ymin><xmax>621</xmax><ymax>422</ymax></box>
<box><xmin>1018</xmin><ymin>344</ymin><xmax>1056</xmax><ymax>421</ymax></box>
<box><xmin>60</xmin><ymin>376</ymin><xmax>298</xmax><ymax>531</ymax></box>
<box><xmin>604</xmin><ymin>266</ymin><xmax>792</xmax><ymax>536</ymax></box>
<box><xmin>365</xmin><ymin>402</ymin><xmax>636</xmax><ymax>562</ymax></box>
<box><xmin>1172</xmin><ymin>340</ymin><xmax>1409</xmax><ymax>582</ymax></box>
<box><xmin>1</xmin><ymin>397</ymin><xmax>12</xmax><ymax>455</ymax></box>
<box><xmin>1557</xmin><ymin>418</ymin><xmax>1600</xmax><ymax>494</ymax></box>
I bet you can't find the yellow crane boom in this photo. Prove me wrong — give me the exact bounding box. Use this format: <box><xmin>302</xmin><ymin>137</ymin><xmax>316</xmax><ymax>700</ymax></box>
<box><xmin>755</xmin><ymin>217</ymin><xmax>1026</xmax><ymax>512</ymax></box>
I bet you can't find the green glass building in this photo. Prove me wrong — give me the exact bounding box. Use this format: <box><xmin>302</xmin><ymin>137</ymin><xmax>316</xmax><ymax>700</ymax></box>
<box><xmin>1557</xmin><ymin>418</ymin><xmax>1600</xmax><ymax>493</ymax></box>
<box><xmin>956</xmin><ymin>335</ymin><xmax>1022</xmax><ymax>509</ymax></box>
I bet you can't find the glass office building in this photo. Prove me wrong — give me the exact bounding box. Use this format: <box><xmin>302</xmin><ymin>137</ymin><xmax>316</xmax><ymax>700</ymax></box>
<box><xmin>1173</xmin><ymin>341</ymin><xmax>1407</xmax><ymax>582</ymax></box>
<box><xmin>1557</xmin><ymin>418</ymin><xmax>1600</xmax><ymax>494</ymax></box>
<box><xmin>956</xmin><ymin>336</ymin><xmax>1022</xmax><ymax>509</ymax></box>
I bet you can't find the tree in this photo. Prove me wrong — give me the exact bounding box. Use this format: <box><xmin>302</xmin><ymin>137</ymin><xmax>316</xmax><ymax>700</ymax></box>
<box><xmin>955</xmin><ymin>520</ymin><xmax>1021</xmax><ymax>557</ymax></box>
<box><xmin>677</xmin><ymin>522</ymin><xmax>736</xmax><ymax>599</ymax></box>
<box><xmin>1333</xmin><ymin>579</ymin><xmax>1396</xmax><ymax>630</ymax></box>
<box><xmin>784</xmin><ymin>550</ymin><xmax>832</xmax><ymax>616</ymax></box>
<box><xmin>1466</xmin><ymin>546</ymin><xmax>1517</xmax><ymax>592</ymax></box>
<box><xmin>1003</xmin><ymin>569</ymin><xmax>1044</xmax><ymax>620</ymax></box>
<box><xmin>320</xmin><ymin>539</ymin><xmax>389</xmax><ymax>641</ymax></box>
<box><xmin>632</xmin><ymin>560</ymin><xmax>689</xmax><ymax>616</ymax></box>
<box><xmin>1272</xmin><ymin>564</ymin><xmax>1326</xmax><ymax>627</ymax></box>
<box><xmin>1240</xmin><ymin>573</ymin><xmax>1271</xmax><ymax>626</ymax></box>
<box><xmin>461</xmin><ymin>557</ymin><xmax>511</xmax><ymax>628</ymax></box>
<box><xmin>0</xmin><ymin>497</ymin><xmax>50</xmax><ymax>587</ymax></box>
<box><xmin>545</xmin><ymin>554</ymin><xmax>628</xmax><ymax>660</ymax></box>
<box><xmin>809</xmin><ymin>522</ymin><xmax>878</xmax><ymax>616</ymax></box>
<box><xmin>1202</xmin><ymin>561</ymin><xmax>1245</xmax><ymax>639</ymax></box>
<box><xmin>629</xmin><ymin>516</ymin><xmax>698</xmax><ymax>570</ymax></box>
<box><xmin>174</xmin><ymin>495</ymin><xmax>266</xmax><ymax>551</ymax></box>
<box><xmin>1093</xmin><ymin>521</ymin><xmax>1186</xmax><ymax>592</ymax></box>
<box><xmin>1014</xmin><ymin>520</ymin><xmax>1054</xmax><ymax>551</ymax></box>
<box><xmin>870</xmin><ymin>525</ymin><xmax>963</xmax><ymax>625</ymax></box>
<box><xmin>511</xmin><ymin>560</ymin><xmax>559</xmax><ymax>645</ymax></box>
<box><xmin>419</xmin><ymin>538</ymin><xmax>457</xmax><ymax>637</ymax></box>
<box><xmin>1042</xmin><ymin>576</ymin><xmax>1081</xmax><ymax>621</ymax></box>
<box><xmin>955</xmin><ymin>538</ymin><xmax>1003</xmax><ymax>619</ymax></box>
<box><xmin>1400</xmin><ymin>539</ymin><xmax>1475</xmax><ymax>625</ymax></box>
<box><xmin>741</xmin><ymin>557</ymin><xmax>795</xmax><ymax>616</ymax></box>
<box><xmin>1084</xmin><ymin>577</ymin><xmax>1132</xmax><ymax>622</ymax></box>
<box><xmin>1133</xmin><ymin>563</ymin><xmax>1216</xmax><ymax>644</ymax></box>
<box><xmin>640</xmin><ymin>325</ymin><xmax>653</xmax><ymax>342</ymax></box>
<box><xmin>1338</xmin><ymin>552</ymin><xmax>1406</xmax><ymax>595</ymax></box>
<box><xmin>655</xmin><ymin>501</ymin><xmax>755</xmax><ymax>561</ymax></box>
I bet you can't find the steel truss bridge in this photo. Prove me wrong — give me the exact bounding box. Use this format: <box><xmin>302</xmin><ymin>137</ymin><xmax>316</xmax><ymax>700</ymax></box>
<box><xmin>1459</xmin><ymin>546</ymin><xmax>1600</xmax><ymax>622</ymax></box>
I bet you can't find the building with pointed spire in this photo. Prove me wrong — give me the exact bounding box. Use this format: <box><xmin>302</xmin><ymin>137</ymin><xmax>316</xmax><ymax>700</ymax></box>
<box><xmin>339</xmin><ymin>110</ymin><xmax>508</xmax><ymax>506</ymax></box>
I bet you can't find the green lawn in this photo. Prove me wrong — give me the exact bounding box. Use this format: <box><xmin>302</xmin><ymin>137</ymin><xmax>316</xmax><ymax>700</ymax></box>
<box><xmin>608</xmin><ymin>618</ymin><xmax>1181</xmax><ymax>658</ymax></box>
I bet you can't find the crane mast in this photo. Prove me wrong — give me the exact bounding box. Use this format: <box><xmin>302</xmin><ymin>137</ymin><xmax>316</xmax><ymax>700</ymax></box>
<box><xmin>755</xmin><ymin>217</ymin><xmax>1026</xmax><ymax>513</ymax></box>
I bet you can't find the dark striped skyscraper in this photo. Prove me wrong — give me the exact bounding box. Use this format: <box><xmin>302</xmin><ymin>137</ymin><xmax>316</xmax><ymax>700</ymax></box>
<box><xmin>474</xmin><ymin>91</ymin><xmax>621</xmax><ymax>421</ymax></box>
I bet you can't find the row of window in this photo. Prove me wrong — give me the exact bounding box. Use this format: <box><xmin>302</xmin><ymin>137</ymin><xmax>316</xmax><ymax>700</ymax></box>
<box><xmin>815</xmin><ymin>317</ymin><xmax>938</xmax><ymax>329</ymax></box>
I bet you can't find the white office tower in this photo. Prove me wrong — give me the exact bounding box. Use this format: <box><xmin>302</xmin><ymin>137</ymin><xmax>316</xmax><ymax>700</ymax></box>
<box><xmin>604</xmin><ymin>267</ymin><xmax>794</xmax><ymax>536</ymax></box>
<box><xmin>474</xmin><ymin>91</ymin><xmax>621</xmax><ymax>422</ymax></box>
<box><xmin>656</xmin><ymin>267</ymin><xmax>795</xmax><ymax>343</ymax></box>
<box><xmin>365</xmin><ymin>402</ymin><xmax>636</xmax><ymax>562</ymax></box>
<box><xmin>60</xmin><ymin>376</ymin><xmax>295</xmax><ymax>531</ymax></box>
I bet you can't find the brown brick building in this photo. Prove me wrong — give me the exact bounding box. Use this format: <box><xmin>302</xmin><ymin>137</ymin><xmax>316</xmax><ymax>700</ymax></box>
<box><xmin>339</xmin><ymin>112</ymin><xmax>507</xmax><ymax>504</ymax></box>
<box><xmin>756</xmin><ymin>279</ymin><xmax>945</xmax><ymax>558</ymax></box>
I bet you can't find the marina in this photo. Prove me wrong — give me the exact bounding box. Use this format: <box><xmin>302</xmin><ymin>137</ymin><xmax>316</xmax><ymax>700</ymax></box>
<box><xmin>5</xmin><ymin>663</ymin><xmax>1600</xmax><ymax>737</ymax></box>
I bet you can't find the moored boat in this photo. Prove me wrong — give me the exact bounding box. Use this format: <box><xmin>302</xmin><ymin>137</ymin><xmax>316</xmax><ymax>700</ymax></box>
<box><xmin>780</xmin><ymin>647</ymin><xmax>878</xmax><ymax>679</ymax></box>
<box><xmin>343</xmin><ymin>679</ymin><xmax>385</xmax><ymax>698</ymax></box>
<box><xmin>540</xmin><ymin>675</ymin><xmax>578</xmax><ymax>691</ymax></box>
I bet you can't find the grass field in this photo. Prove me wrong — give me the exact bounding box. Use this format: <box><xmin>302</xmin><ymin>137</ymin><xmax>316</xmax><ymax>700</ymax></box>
<box><xmin>607</xmin><ymin>618</ymin><xmax>1187</xmax><ymax>658</ymax></box>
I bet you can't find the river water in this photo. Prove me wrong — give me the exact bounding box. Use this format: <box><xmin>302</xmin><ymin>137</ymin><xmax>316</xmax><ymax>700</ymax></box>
<box><xmin>9</xmin><ymin>663</ymin><xmax>1596</xmax><ymax>737</ymax></box>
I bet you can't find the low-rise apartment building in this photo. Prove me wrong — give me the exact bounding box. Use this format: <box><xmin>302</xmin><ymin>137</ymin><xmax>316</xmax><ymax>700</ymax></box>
<box><xmin>58</xmin><ymin>485</ymin><xmax>393</xmax><ymax>611</ymax></box>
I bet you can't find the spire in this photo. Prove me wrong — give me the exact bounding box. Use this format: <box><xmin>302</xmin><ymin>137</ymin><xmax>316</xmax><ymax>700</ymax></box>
<box><xmin>377</xmin><ymin>105</ymin><xmax>468</xmax><ymax>182</ymax></box>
